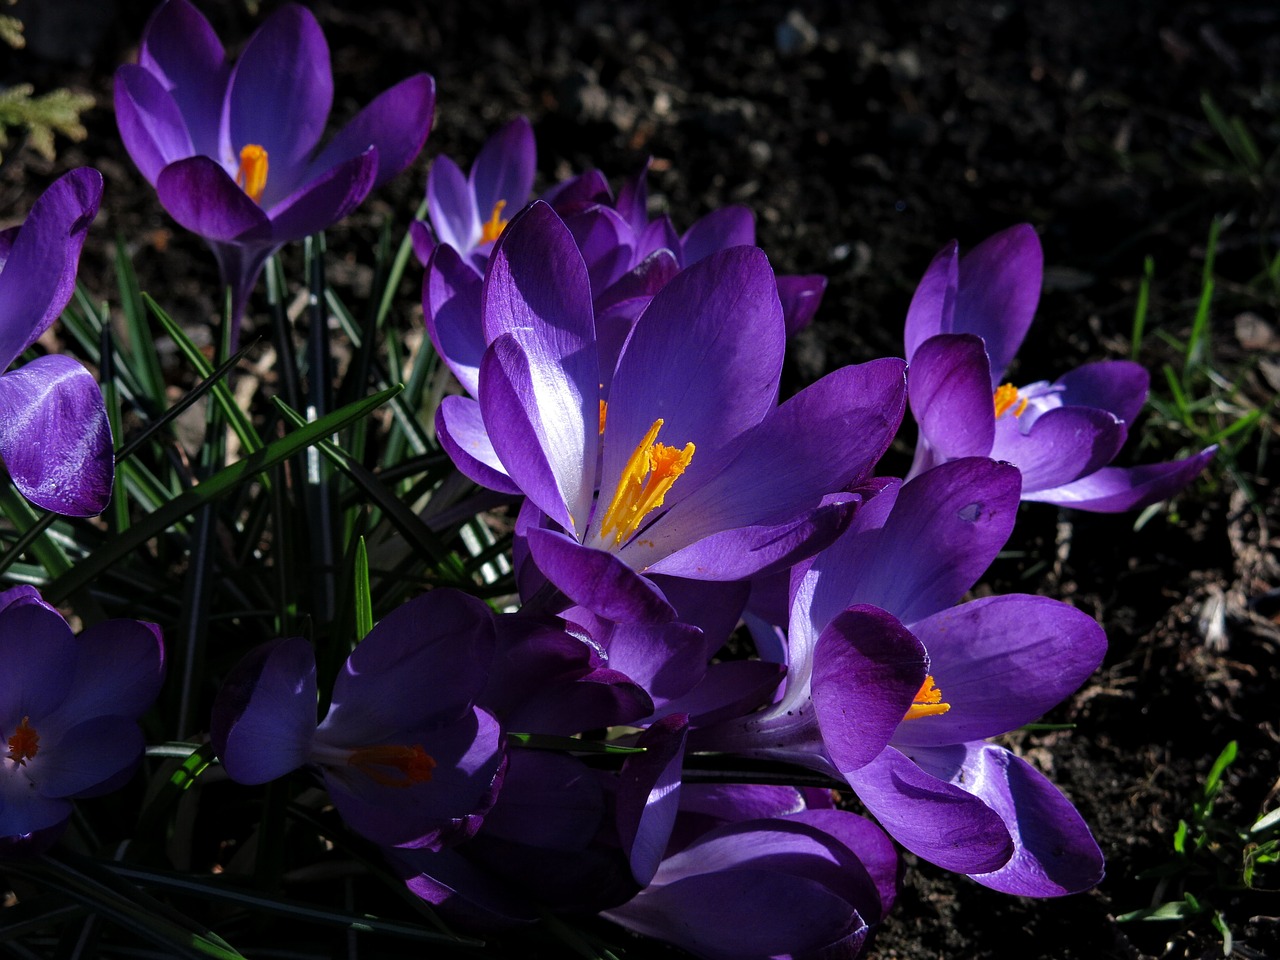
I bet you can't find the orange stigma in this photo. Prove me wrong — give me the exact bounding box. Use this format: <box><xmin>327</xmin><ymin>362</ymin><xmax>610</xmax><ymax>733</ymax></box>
<box><xmin>6</xmin><ymin>716</ymin><xmax>39</xmax><ymax>766</ymax></box>
<box><xmin>236</xmin><ymin>144</ymin><xmax>269</xmax><ymax>204</ymax></box>
<box><xmin>598</xmin><ymin>419</ymin><xmax>694</xmax><ymax>546</ymax></box>
<box><xmin>347</xmin><ymin>744</ymin><xmax>436</xmax><ymax>788</ymax></box>
<box><xmin>480</xmin><ymin>199</ymin><xmax>509</xmax><ymax>244</ymax></box>
<box><xmin>903</xmin><ymin>675</ymin><xmax>951</xmax><ymax>721</ymax></box>
<box><xmin>599</xmin><ymin>399</ymin><xmax>608</xmax><ymax>435</ymax></box>
<box><xmin>993</xmin><ymin>383</ymin><xmax>1029</xmax><ymax>419</ymax></box>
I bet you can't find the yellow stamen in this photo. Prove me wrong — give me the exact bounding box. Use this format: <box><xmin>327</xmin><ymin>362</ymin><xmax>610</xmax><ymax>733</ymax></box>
<box><xmin>993</xmin><ymin>383</ymin><xmax>1029</xmax><ymax>419</ymax></box>
<box><xmin>599</xmin><ymin>399</ymin><xmax>608</xmax><ymax>435</ymax></box>
<box><xmin>480</xmin><ymin>199</ymin><xmax>509</xmax><ymax>244</ymax></box>
<box><xmin>347</xmin><ymin>744</ymin><xmax>436</xmax><ymax>788</ymax></box>
<box><xmin>598</xmin><ymin>418</ymin><xmax>694</xmax><ymax>547</ymax></box>
<box><xmin>6</xmin><ymin>716</ymin><xmax>39</xmax><ymax>766</ymax></box>
<box><xmin>903</xmin><ymin>675</ymin><xmax>951</xmax><ymax>721</ymax></box>
<box><xmin>236</xmin><ymin>144</ymin><xmax>269</xmax><ymax>204</ymax></box>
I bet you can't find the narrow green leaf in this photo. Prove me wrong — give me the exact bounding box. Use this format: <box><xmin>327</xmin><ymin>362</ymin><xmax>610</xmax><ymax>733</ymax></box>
<box><xmin>1204</xmin><ymin>740</ymin><xmax>1238</xmax><ymax>795</ymax></box>
<box><xmin>507</xmin><ymin>733</ymin><xmax>646</xmax><ymax>755</ymax></box>
<box><xmin>355</xmin><ymin>536</ymin><xmax>373</xmax><ymax>640</ymax></box>
<box><xmin>1130</xmin><ymin>255</ymin><xmax>1154</xmax><ymax>361</ymax></box>
<box><xmin>0</xmin><ymin>484</ymin><xmax>71</xmax><ymax>580</ymax></box>
<box><xmin>1116</xmin><ymin>901</ymin><xmax>1200</xmax><ymax>922</ymax></box>
<box><xmin>115</xmin><ymin>237</ymin><xmax>168</xmax><ymax>410</ymax></box>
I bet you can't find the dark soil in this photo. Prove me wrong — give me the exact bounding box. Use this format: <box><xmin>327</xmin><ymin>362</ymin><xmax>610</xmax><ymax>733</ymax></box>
<box><xmin>4</xmin><ymin>1</ymin><xmax>1279</xmax><ymax>958</ymax></box>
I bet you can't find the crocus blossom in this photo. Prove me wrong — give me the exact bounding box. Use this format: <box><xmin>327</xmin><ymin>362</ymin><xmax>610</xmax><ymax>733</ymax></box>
<box><xmin>436</xmin><ymin>200</ymin><xmax>905</xmax><ymax>622</ymax></box>
<box><xmin>904</xmin><ymin>224</ymin><xmax>1214</xmax><ymax>510</ymax></box>
<box><xmin>115</xmin><ymin>0</ymin><xmax>435</xmax><ymax>335</ymax></box>
<box><xmin>0</xmin><ymin>168</ymin><xmax>113</xmax><ymax>517</ymax></box>
<box><xmin>211</xmin><ymin>590</ymin><xmax>505</xmax><ymax>849</ymax></box>
<box><xmin>0</xmin><ymin>585</ymin><xmax>164</xmax><ymax>850</ymax></box>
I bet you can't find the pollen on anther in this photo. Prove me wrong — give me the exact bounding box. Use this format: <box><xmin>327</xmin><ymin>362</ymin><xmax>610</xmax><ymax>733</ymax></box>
<box><xmin>236</xmin><ymin>144</ymin><xmax>269</xmax><ymax>204</ymax></box>
<box><xmin>6</xmin><ymin>716</ymin><xmax>39</xmax><ymax>766</ymax></box>
<box><xmin>480</xmin><ymin>200</ymin><xmax>509</xmax><ymax>244</ymax></box>
<box><xmin>993</xmin><ymin>383</ymin><xmax>1029</xmax><ymax>419</ymax></box>
<box><xmin>903</xmin><ymin>675</ymin><xmax>951</xmax><ymax>721</ymax></box>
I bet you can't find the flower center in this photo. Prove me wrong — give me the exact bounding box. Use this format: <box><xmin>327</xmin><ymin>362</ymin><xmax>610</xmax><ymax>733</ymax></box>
<box><xmin>236</xmin><ymin>144</ymin><xmax>269</xmax><ymax>204</ymax></box>
<box><xmin>598</xmin><ymin>418</ymin><xmax>694</xmax><ymax>547</ymax></box>
<box><xmin>6</xmin><ymin>716</ymin><xmax>39</xmax><ymax>766</ymax></box>
<box><xmin>346</xmin><ymin>744</ymin><xmax>436</xmax><ymax>788</ymax></box>
<box><xmin>903</xmin><ymin>675</ymin><xmax>951</xmax><ymax>721</ymax></box>
<box><xmin>480</xmin><ymin>199</ymin><xmax>509</xmax><ymax>244</ymax></box>
<box><xmin>993</xmin><ymin>383</ymin><xmax>1029</xmax><ymax>419</ymax></box>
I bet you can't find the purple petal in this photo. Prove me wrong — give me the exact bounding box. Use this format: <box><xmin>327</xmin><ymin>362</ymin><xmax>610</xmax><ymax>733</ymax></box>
<box><xmin>655</xmin><ymin>659</ymin><xmax>785</xmax><ymax>727</ymax></box>
<box><xmin>136</xmin><ymin>0</ymin><xmax>228</xmax><ymax>157</ymax></box>
<box><xmin>0</xmin><ymin>784</ymin><xmax>71</xmax><ymax>841</ymax></box>
<box><xmin>471</xmin><ymin>116</ymin><xmax>537</xmax><ymax>226</ymax></box>
<box><xmin>265</xmin><ymin>148</ymin><xmax>378</xmax><ymax>243</ymax></box>
<box><xmin>563</xmin><ymin>205</ymin><xmax>633</xmax><ymax>293</ymax></box>
<box><xmin>578</xmin><ymin>614</ymin><xmax>708</xmax><ymax>707</ymax></box>
<box><xmin>913</xmin><ymin>743</ymin><xmax>1104</xmax><ymax>895</ymax></box>
<box><xmin>907</xmin><ymin>333</ymin><xmax>996</xmax><ymax>460</ymax></box>
<box><xmin>409</xmin><ymin>219</ymin><xmax>435</xmax><ymax>266</ymax></box>
<box><xmin>434</xmin><ymin>395</ymin><xmax>521</xmax><ymax>494</ymax></box>
<box><xmin>895</xmin><ymin>595</ymin><xmax>1106</xmax><ymax>746</ymax></box>
<box><xmin>113</xmin><ymin>65</ymin><xmax>195</xmax><ymax>185</ymax></box>
<box><xmin>524</xmin><ymin>527</ymin><xmax>676</xmax><ymax>623</ymax></box>
<box><xmin>306</xmin><ymin>74</ymin><xmax>435</xmax><ymax>189</ymax></box>
<box><xmin>903</xmin><ymin>240</ymin><xmax>958</xmax><ymax>362</ymax></box>
<box><xmin>776</xmin><ymin>273</ymin><xmax>827</xmax><ymax>336</ymax></box>
<box><xmin>679</xmin><ymin>206</ymin><xmax>755</xmax><ymax>265</ymax></box>
<box><xmin>427</xmin><ymin>155</ymin><xmax>478</xmax><ymax>252</ymax></box>
<box><xmin>990</xmin><ymin>405</ymin><xmax>1127</xmax><ymax>492</ymax></box>
<box><xmin>792</xmin><ymin>808</ymin><xmax>899</xmax><ymax>915</ymax></box>
<box><xmin>211</xmin><ymin>637</ymin><xmax>317</xmax><ymax>785</ymax></box>
<box><xmin>0</xmin><ymin>602</ymin><xmax>76</xmax><ymax>724</ymax></box>
<box><xmin>0</xmin><ymin>168</ymin><xmax>102</xmax><ymax>368</ymax></box>
<box><xmin>812</xmin><ymin>605</ymin><xmax>927</xmax><ymax>774</ymax></box>
<box><xmin>226</xmin><ymin>4</ymin><xmax>333</xmax><ymax>201</ymax></box>
<box><xmin>0</xmin><ymin>356</ymin><xmax>113</xmax><ymax>517</ymax></box>
<box><xmin>392</xmin><ymin>845</ymin><xmax>539</xmax><ymax>928</ymax></box>
<box><xmin>617</xmin><ymin>715</ymin><xmax>688</xmax><ymax>885</ymax></box>
<box><xmin>846</xmin><ymin>746</ymin><xmax>1013</xmax><ymax>874</ymax></box>
<box><xmin>480</xmin><ymin>750</ymin><xmax>602</xmax><ymax>849</ymax></box>
<box><xmin>1026</xmin><ymin>445</ymin><xmax>1217</xmax><ymax>512</ymax></box>
<box><xmin>593</xmin><ymin>248</ymin><xmax>679</xmax><ymax>325</ymax></box>
<box><xmin>955</xmin><ymin>224</ymin><xmax>1043</xmax><ymax>382</ymax></box>
<box><xmin>1056</xmin><ymin>360</ymin><xmax>1149</xmax><ymax>424</ymax></box>
<box><xmin>424</xmin><ymin>244</ymin><xmax>485</xmax><ymax>396</ymax></box>
<box><xmin>155</xmin><ymin>156</ymin><xmax>271</xmax><ymax>243</ymax></box>
<box><xmin>614</xmin><ymin>159</ymin><xmax>650</xmax><ymax>234</ymax></box>
<box><xmin>44</xmin><ymin>619</ymin><xmax>164</xmax><ymax>723</ymax></box>
<box><xmin>542</xmin><ymin>168</ymin><xmax>611</xmax><ymax>211</ymax></box>
<box><xmin>31</xmin><ymin>715</ymin><xmax>144</xmax><ymax>798</ymax></box>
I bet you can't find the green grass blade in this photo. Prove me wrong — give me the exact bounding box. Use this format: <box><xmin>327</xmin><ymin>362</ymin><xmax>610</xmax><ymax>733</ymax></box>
<box><xmin>355</xmin><ymin>536</ymin><xmax>373</xmax><ymax>640</ymax></box>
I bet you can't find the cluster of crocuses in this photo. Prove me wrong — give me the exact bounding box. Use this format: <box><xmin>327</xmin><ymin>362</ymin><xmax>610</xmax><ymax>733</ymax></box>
<box><xmin>1</xmin><ymin>0</ymin><xmax>1214</xmax><ymax>956</ymax></box>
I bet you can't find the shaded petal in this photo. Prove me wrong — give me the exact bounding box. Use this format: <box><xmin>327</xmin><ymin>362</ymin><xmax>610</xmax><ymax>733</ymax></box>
<box><xmin>226</xmin><ymin>4</ymin><xmax>333</xmax><ymax>199</ymax></box>
<box><xmin>0</xmin><ymin>780</ymin><xmax>70</xmax><ymax>841</ymax></box>
<box><xmin>812</xmin><ymin>605</ymin><xmax>927</xmax><ymax>774</ymax></box>
<box><xmin>955</xmin><ymin>224</ymin><xmax>1042</xmax><ymax>382</ymax></box>
<box><xmin>210</xmin><ymin>637</ymin><xmax>317</xmax><ymax>785</ymax></box>
<box><xmin>0</xmin><ymin>168</ymin><xmax>102</xmax><ymax>367</ymax></box>
<box><xmin>427</xmin><ymin>155</ymin><xmax>478</xmax><ymax>253</ymax></box>
<box><xmin>846</xmin><ymin>745</ymin><xmax>1013</xmax><ymax>874</ymax></box>
<box><xmin>990</xmin><ymin>405</ymin><xmax>1127</xmax><ymax>492</ymax></box>
<box><xmin>525</xmin><ymin>527</ymin><xmax>676</xmax><ymax>623</ymax></box>
<box><xmin>409</xmin><ymin>218</ymin><xmax>435</xmax><ymax>266</ymax></box>
<box><xmin>1056</xmin><ymin>360</ymin><xmax>1149</xmax><ymax>424</ymax></box>
<box><xmin>903</xmin><ymin>240</ymin><xmax>958</xmax><ymax>361</ymax></box>
<box><xmin>155</xmin><ymin>156</ymin><xmax>271</xmax><ymax>243</ymax></box>
<box><xmin>393</xmin><ymin>844</ymin><xmax>538</xmax><ymax>928</ymax></box>
<box><xmin>792</xmin><ymin>808</ymin><xmax>899</xmax><ymax>916</ymax></box>
<box><xmin>907</xmin><ymin>333</ymin><xmax>996</xmax><ymax>460</ymax></box>
<box><xmin>480</xmin><ymin>750</ymin><xmax>602</xmax><ymax>849</ymax></box>
<box><xmin>32</xmin><ymin>716</ymin><xmax>143</xmax><ymax>798</ymax></box>
<box><xmin>306</xmin><ymin>74</ymin><xmax>435</xmax><ymax>189</ymax></box>
<box><xmin>913</xmin><ymin>743</ymin><xmax>1104</xmax><ymax>896</ymax></box>
<box><xmin>0</xmin><ymin>356</ymin><xmax>114</xmax><ymax>517</ymax></box>
<box><xmin>45</xmin><ymin>619</ymin><xmax>164</xmax><ymax>723</ymax></box>
<box><xmin>776</xmin><ymin>273</ymin><xmax>827</xmax><ymax>336</ymax></box>
<box><xmin>1026</xmin><ymin>445</ymin><xmax>1216</xmax><ymax>513</ymax></box>
<box><xmin>0</xmin><ymin>603</ymin><xmax>76</xmax><ymax>725</ymax></box>
<box><xmin>679</xmin><ymin>206</ymin><xmax>755</xmax><ymax>264</ymax></box>
<box><xmin>542</xmin><ymin>168</ymin><xmax>611</xmax><ymax>211</ymax></box>
<box><xmin>265</xmin><ymin>148</ymin><xmax>378</xmax><ymax>243</ymax></box>
<box><xmin>434</xmin><ymin>395</ymin><xmax>521</xmax><ymax>494</ymax></box>
<box><xmin>564</xmin><ymin>205</ymin><xmax>633</xmax><ymax>293</ymax></box>
<box><xmin>575</xmin><ymin>614</ymin><xmax>708</xmax><ymax>708</ymax></box>
<box><xmin>617</xmin><ymin>715</ymin><xmax>688</xmax><ymax>885</ymax></box>
<box><xmin>472</xmin><ymin>116</ymin><xmax>537</xmax><ymax>224</ymax></box>
<box><xmin>424</xmin><ymin>243</ymin><xmax>485</xmax><ymax>396</ymax></box>
<box><xmin>655</xmin><ymin>659</ymin><xmax>785</xmax><ymax>728</ymax></box>
<box><xmin>136</xmin><ymin>0</ymin><xmax>228</xmax><ymax>157</ymax></box>
<box><xmin>113</xmin><ymin>64</ymin><xmax>194</xmax><ymax>184</ymax></box>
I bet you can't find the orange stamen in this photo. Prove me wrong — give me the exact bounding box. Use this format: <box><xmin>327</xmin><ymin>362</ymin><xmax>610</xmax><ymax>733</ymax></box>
<box><xmin>993</xmin><ymin>383</ymin><xmax>1029</xmax><ymax>419</ymax></box>
<box><xmin>236</xmin><ymin>144</ymin><xmax>269</xmax><ymax>204</ymax></box>
<box><xmin>598</xmin><ymin>418</ymin><xmax>694</xmax><ymax>546</ymax></box>
<box><xmin>480</xmin><ymin>200</ymin><xmax>509</xmax><ymax>244</ymax></box>
<box><xmin>6</xmin><ymin>716</ymin><xmax>39</xmax><ymax>766</ymax></box>
<box><xmin>903</xmin><ymin>675</ymin><xmax>951</xmax><ymax>721</ymax></box>
<box><xmin>599</xmin><ymin>399</ymin><xmax>608</xmax><ymax>435</ymax></box>
<box><xmin>347</xmin><ymin>744</ymin><xmax>436</xmax><ymax>788</ymax></box>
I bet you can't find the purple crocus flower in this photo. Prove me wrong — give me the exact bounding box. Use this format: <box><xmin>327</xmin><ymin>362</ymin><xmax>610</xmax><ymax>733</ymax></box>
<box><xmin>0</xmin><ymin>585</ymin><xmax>164</xmax><ymax>851</ymax></box>
<box><xmin>904</xmin><ymin>224</ymin><xmax>1214</xmax><ymax>511</ymax></box>
<box><xmin>211</xmin><ymin>589</ymin><xmax>505</xmax><ymax>849</ymax></box>
<box><xmin>0</xmin><ymin>168</ymin><xmax>113</xmax><ymax>517</ymax></box>
<box><xmin>700</xmin><ymin>458</ymin><xmax>1106</xmax><ymax>896</ymax></box>
<box><xmin>436</xmin><ymin>201</ymin><xmax>905</xmax><ymax>622</ymax></box>
<box><xmin>115</xmin><ymin>0</ymin><xmax>435</xmax><ymax>335</ymax></box>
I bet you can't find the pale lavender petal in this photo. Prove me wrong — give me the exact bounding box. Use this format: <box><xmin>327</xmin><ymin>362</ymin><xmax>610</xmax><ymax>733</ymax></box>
<box><xmin>0</xmin><ymin>355</ymin><xmax>113</xmax><ymax>517</ymax></box>
<box><xmin>990</xmin><ymin>405</ymin><xmax>1127</xmax><ymax>492</ymax></box>
<box><xmin>226</xmin><ymin>4</ymin><xmax>333</xmax><ymax>200</ymax></box>
<box><xmin>846</xmin><ymin>746</ymin><xmax>1013</xmax><ymax>874</ymax></box>
<box><xmin>680</xmin><ymin>206</ymin><xmax>755</xmax><ymax>264</ymax></box>
<box><xmin>617</xmin><ymin>715</ymin><xmax>688</xmax><ymax>885</ymax></box>
<box><xmin>305</xmin><ymin>74</ymin><xmax>435</xmax><ymax>189</ymax></box>
<box><xmin>265</xmin><ymin>149</ymin><xmax>378</xmax><ymax>243</ymax></box>
<box><xmin>776</xmin><ymin>273</ymin><xmax>827</xmax><ymax>336</ymax></box>
<box><xmin>31</xmin><ymin>716</ymin><xmax>143</xmax><ymax>798</ymax></box>
<box><xmin>913</xmin><ymin>743</ymin><xmax>1104</xmax><ymax>896</ymax></box>
<box><xmin>907</xmin><ymin>333</ymin><xmax>996</xmax><ymax>460</ymax></box>
<box><xmin>434</xmin><ymin>395</ymin><xmax>520</xmax><ymax>494</ymax></box>
<box><xmin>1026</xmin><ymin>445</ymin><xmax>1216</xmax><ymax>512</ymax></box>
<box><xmin>136</xmin><ymin>0</ymin><xmax>227</xmax><ymax>157</ymax></box>
<box><xmin>211</xmin><ymin>637</ymin><xmax>317</xmax><ymax>785</ymax></box>
<box><xmin>113</xmin><ymin>65</ymin><xmax>194</xmax><ymax>184</ymax></box>
<box><xmin>895</xmin><ymin>595</ymin><xmax>1106</xmax><ymax>747</ymax></box>
<box><xmin>427</xmin><ymin>155</ymin><xmax>478</xmax><ymax>253</ymax></box>
<box><xmin>524</xmin><ymin>527</ymin><xmax>676</xmax><ymax>622</ymax></box>
<box><xmin>955</xmin><ymin>224</ymin><xmax>1043</xmax><ymax>382</ymax></box>
<box><xmin>471</xmin><ymin>116</ymin><xmax>536</xmax><ymax>223</ymax></box>
<box><xmin>1056</xmin><ymin>360</ymin><xmax>1149</xmax><ymax>424</ymax></box>
<box><xmin>0</xmin><ymin>603</ymin><xmax>76</xmax><ymax>723</ymax></box>
<box><xmin>903</xmin><ymin>241</ymin><xmax>958</xmax><ymax>361</ymax></box>
<box><xmin>424</xmin><ymin>244</ymin><xmax>485</xmax><ymax>396</ymax></box>
<box><xmin>155</xmin><ymin>156</ymin><xmax>271</xmax><ymax>242</ymax></box>
<box><xmin>0</xmin><ymin>168</ymin><xmax>102</xmax><ymax>367</ymax></box>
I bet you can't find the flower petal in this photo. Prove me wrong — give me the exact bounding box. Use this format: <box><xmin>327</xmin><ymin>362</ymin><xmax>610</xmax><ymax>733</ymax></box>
<box><xmin>617</xmin><ymin>715</ymin><xmax>688</xmax><ymax>885</ymax></box>
<box><xmin>113</xmin><ymin>64</ymin><xmax>195</xmax><ymax>184</ymax></box>
<box><xmin>1025</xmin><ymin>445</ymin><xmax>1217</xmax><ymax>513</ymax></box>
<box><xmin>0</xmin><ymin>355</ymin><xmax>113</xmax><ymax>517</ymax></box>
<box><xmin>136</xmin><ymin>0</ymin><xmax>228</xmax><ymax>157</ymax></box>
<box><xmin>954</xmin><ymin>224</ymin><xmax>1042</xmax><ymax>382</ymax></box>
<box><xmin>32</xmin><ymin>715</ymin><xmax>144</xmax><ymax>798</ymax></box>
<box><xmin>45</xmin><ymin>619</ymin><xmax>164</xmax><ymax>723</ymax></box>
<box><xmin>424</xmin><ymin>244</ymin><xmax>485</xmax><ymax>396</ymax></box>
<box><xmin>0</xmin><ymin>602</ymin><xmax>76</xmax><ymax>725</ymax></box>
<box><xmin>776</xmin><ymin>273</ymin><xmax>827</xmax><ymax>336</ymax></box>
<box><xmin>1055</xmin><ymin>360</ymin><xmax>1149</xmax><ymax>424</ymax></box>
<box><xmin>427</xmin><ymin>155</ymin><xmax>479</xmax><ymax>252</ymax></box>
<box><xmin>990</xmin><ymin>404</ymin><xmax>1127</xmax><ymax>492</ymax></box>
<box><xmin>305</xmin><ymin>74</ymin><xmax>435</xmax><ymax>189</ymax></box>
<box><xmin>265</xmin><ymin>148</ymin><xmax>378</xmax><ymax>243</ymax></box>
<box><xmin>434</xmin><ymin>395</ymin><xmax>521</xmax><ymax>494</ymax></box>
<box><xmin>155</xmin><ymin>156</ymin><xmax>271</xmax><ymax>243</ymax></box>
<box><xmin>903</xmin><ymin>240</ymin><xmax>959</xmax><ymax>362</ymax></box>
<box><xmin>907</xmin><ymin>333</ymin><xmax>996</xmax><ymax>461</ymax></box>
<box><xmin>524</xmin><ymin>527</ymin><xmax>676</xmax><ymax>623</ymax></box>
<box><xmin>471</xmin><ymin>116</ymin><xmax>537</xmax><ymax>228</ymax></box>
<box><xmin>679</xmin><ymin>206</ymin><xmax>755</xmax><ymax>265</ymax></box>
